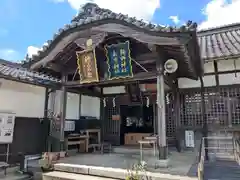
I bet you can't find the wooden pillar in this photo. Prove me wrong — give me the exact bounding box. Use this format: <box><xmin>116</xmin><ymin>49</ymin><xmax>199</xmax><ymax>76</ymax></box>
<box><xmin>44</xmin><ymin>87</ymin><xmax>50</xmax><ymax>118</ymax></box>
<box><xmin>200</xmin><ymin>77</ymin><xmax>208</xmax><ymax>160</ymax></box>
<box><xmin>79</xmin><ymin>93</ymin><xmax>82</xmax><ymax>119</ymax></box>
<box><xmin>59</xmin><ymin>74</ymin><xmax>67</xmax><ymax>151</ymax></box>
<box><xmin>43</xmin><ymin>87</ymin><xmax>50</xmax><ymax>152</ymax></box>
<box><xmin>213</xmin><ymin>61</ymin><xmax>219</xmax><ymax>90</ymax></box>
<box><xmin>100</xmin><ymin>88</ymin><xmax>104</xmax><ymax>142</ymax></box>
<box><xmin>156</xmin><ymin>64</ymin><xmax>167</xmax><ymax>160</ymax></box>
<box><xmin>174</xmin><ymin>80</ymin><xmax>181</xmax><ymax>152</ymax></box>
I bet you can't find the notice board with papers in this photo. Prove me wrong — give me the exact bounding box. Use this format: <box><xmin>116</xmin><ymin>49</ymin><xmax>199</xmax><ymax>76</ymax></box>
<box><xmin>0</xmin><ymin>112</ymin><xmax>15</xmax><ymax>144</ymax></box>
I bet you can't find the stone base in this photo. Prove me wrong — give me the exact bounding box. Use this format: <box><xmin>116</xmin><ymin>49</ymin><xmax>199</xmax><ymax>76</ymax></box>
<box><xmin>44</xmin><ymin>163</ymin><xmax>194</xmax><ymax>180</ymax></box>
<box><xmin>158</xmin><ymin>146</ymin><xmax>167</xmax><ymax>159</ymax></box>
<box><xmin>154</xmin><ymin>159</ymin><xmax>169</xmax><ymax>168</ymax></box>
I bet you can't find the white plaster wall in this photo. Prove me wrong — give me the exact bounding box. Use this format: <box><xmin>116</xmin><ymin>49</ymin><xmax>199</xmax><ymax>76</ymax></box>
<box><xmin>0</xmin><ymin>79</ymin><xmax>45</xmax><ymax>117</ymax></box>
<box><xmin>217</xmin><ymin>59</ymin><xmax>240</xmax><ymax>86</ymax></box>
<box><xmin>217</xmin><ymin>59</ymin><xmax>240</xmax><ymax>72</ymax></box>
<box><xmin>178</xmin><ymin>75</ymin><xmax>216</xmax><ymax>88</ymax></box>
<box><xmin>178</xmin><ymin>59</ymin><xmax>240</xmax><ymax>88</ymax></box>
<box><xmin>66</xmin><ymin>92</ymin><xmax>79</xmax><ymax>119</ymax></box>
<box><xmin>81</xmin><ymin>95</ymin><xmax>100</xmax><ymax>119</ymax></box>
<box><xmin>218</xmin><ymin>73</ymin><xmax>240</xmax><ymax>86</ymax></box>
<box><xmin>103</xmin><ymin>84</ymin><xmax>170</xmax><ymax>95</ymax></box>
<box><xmin>48</xmin><ymin>90</ymin><xmax>80</xmax><ymax>120</ymax></box>
<box><xmin>204</xmin><ymin>61</ymin><xmax>214</xmax><ymax>73</ymax></box>
<box><xmin>103</xmin><ymin>86</ymin><xmax>126</xmax><ymax>94</ymax></box>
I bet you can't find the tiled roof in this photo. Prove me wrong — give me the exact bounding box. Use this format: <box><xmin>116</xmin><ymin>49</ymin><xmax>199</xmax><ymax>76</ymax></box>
<box><xmin>0</xmin><ymin>62</ymin><xmax>61</xmax><ymax>85</ymax></box>
<box><xmin>21</xmin><ymin>2</ymin><xmax>197</xmax><ymax>65</ymax></box>
<box><xmin>197</xmin><ymin>23</ymin><xmax>240</xmax><ymax>61</ymax></box>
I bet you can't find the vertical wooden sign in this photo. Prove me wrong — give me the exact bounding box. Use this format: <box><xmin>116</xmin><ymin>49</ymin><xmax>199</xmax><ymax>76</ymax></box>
<box><xmin>76</xmin><ymin>39</ymin><xmax>99</xmax><ymax>84</ymax></box>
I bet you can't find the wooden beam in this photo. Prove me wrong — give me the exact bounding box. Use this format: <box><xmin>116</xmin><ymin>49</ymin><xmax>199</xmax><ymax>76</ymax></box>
<box><xmin>213</xmin><ymin>60</ymin><xmax>220</xmax><ymax>90</ymax></box>
<box><xmin>45</xmin><ymin>62</ymin><xmax>74</xmax><ymax>73</ymax></box>
<box><xmin>135</xmin><ymin>52</ymin><xmax>158</xmax><ymax>62</ymax></box>
<box><xmin>59</xmin><ymin>74</ymin><xmax>67</xmax><ymax>150</ymax></box>
<box><xmin>45</xmin><ymin>63</ymin><xmax>62</xmax><ymax>71</ymax></box>
<box><xmin>200</xmin><ymin>77</ymin><xmax>209</xmax><ymax>160</ymax></box>
<box><xmin>64</xmin><ymin>71</ymin><xmax>158</xmax><ymax>88</ymax></box>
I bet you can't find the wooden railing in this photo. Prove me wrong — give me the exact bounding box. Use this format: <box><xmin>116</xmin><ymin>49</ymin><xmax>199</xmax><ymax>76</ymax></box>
<box><xmin>233</xmin><ymin>138</ymin><xmax>240</xmax><ymax>166</ymax></box>
<box><xmin>198</xmin><ymin>138</ymin><xmax>205</xmax><ymax>180</ymax></box>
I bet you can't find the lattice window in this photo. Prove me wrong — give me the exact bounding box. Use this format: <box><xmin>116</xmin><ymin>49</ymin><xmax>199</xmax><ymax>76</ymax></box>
<box><xmin>104</xmin><ymin>97</ymin><xmax>120</xmax><ymax>136</ymax></box>
<box><xmin>228</xmin><ymin>87</ymin><xmax>240</xmax><ymax>125</ymax></box>
<box><xmin>165</xmin><ymin>93</ymin><xmax>175</xmax><ymax>138</ymax></box>
<box><xmin>180</xmin><ymin>86</ymin><xmax>240</xmax><ymax>128</ymax></box>
<box><xmin>180</xmin><ymin>91</ymin><xmax>202</xmax><ymax>127</ymax></box>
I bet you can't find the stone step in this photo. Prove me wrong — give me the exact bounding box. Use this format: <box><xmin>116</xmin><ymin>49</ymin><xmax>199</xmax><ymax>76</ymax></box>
<box><xmin>53</xmin><ymin>163</ymin><xmax>198</xmax><ymax>180</ymax></box>
<box><xmin>43</xmin><ymin>171</ymin><xmax>117</xmax><ymax>180</ymax></box>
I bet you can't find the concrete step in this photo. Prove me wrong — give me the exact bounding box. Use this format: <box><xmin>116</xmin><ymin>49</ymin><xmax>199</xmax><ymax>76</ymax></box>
<box><xmin>43</xmin><ymin>171</ymin><xmax>117</xmax><ymax>180</ymax></box>
<box><xmin>53</xmin><ymin>163</ymin><xmax>198</xmax><ymax>180</ymax></box>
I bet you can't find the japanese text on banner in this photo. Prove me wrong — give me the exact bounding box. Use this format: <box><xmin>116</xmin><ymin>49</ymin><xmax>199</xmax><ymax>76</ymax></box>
<box><xmin>105</xmin><ymin>41</ymin><xmax>133</xmax><ymax>80</ymax></box>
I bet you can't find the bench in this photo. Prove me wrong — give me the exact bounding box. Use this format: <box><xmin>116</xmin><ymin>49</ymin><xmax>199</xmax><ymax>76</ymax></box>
<box><xmin>90</xmin><ymin>143</ymin><xmax>112</xmax><ymax>154</ymax></box>
<box><xmin>0</xmin><ymin>162</ymin><xmax>9</xmax><ymax>175</ymax></box>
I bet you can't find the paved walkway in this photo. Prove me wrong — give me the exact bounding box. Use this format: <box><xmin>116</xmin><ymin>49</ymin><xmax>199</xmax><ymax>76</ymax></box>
<box><xmin>58</xmin><ymin>150</ymin><xmax>198</xmax><ymax>176</ymax></box>
<box><xmin>204</xmin><ymin>160</ymin><xmax>240</xmax><ymax>180</ymax></box>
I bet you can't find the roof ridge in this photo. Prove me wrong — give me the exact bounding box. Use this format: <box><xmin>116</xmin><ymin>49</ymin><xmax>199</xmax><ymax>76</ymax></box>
<box><xmin>21</xmin><ymin>2</ymin><xmax>198</xmax><ymax>65</ymax></box>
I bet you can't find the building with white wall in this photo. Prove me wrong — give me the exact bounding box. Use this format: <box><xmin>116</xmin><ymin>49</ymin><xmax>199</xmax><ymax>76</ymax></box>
<box><xmin>0</xmin><ymin>23</ymin><xmax>240</xmax><ymax>159</ymax></box>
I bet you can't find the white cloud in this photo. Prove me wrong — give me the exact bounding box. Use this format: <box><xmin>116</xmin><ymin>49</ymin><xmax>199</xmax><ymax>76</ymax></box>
<box><xmin>27</xmin><ymin>46</ymin><xmax>41</xmax><ymax>58</ymax></box>
<box><xmin>0</xmin><ymin>49</ymin><xmax>20</xmax><ymax>61</ymax></box>
<box><xmin>54</xmin><ymin>0</ymin><xmax>160</xmax><ymax>21</ymax></box>
<box><xmin>199</xmin><ymin>0</ymin><xmax>240</xmax><ymax>30</ymax></box>
<box><xmin>26</xmin><ymin>42</ymin><xmax>49</xmax><ymax>58</ymax></box>
<box><xmin>169</xmin><ymin>16</ymin><xmax>180</xmax><ymax>24</ymax></box>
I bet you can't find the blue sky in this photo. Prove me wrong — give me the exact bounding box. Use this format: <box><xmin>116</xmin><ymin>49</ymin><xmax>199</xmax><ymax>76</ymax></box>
<box><xmin>0</xmin><ymin>0</ymin><xmax>239</xmax><ymax>62</ymax></box>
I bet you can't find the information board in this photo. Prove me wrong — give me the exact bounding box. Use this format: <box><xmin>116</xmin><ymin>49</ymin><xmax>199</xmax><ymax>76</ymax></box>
<box><xmin>185</xmin><ymin>130</ymin><xmax>195</xmax><ymax>148</ymax></box>
<box><xmin>0</xmin><ymin>112</ymin><xmax>15</xmax><ymax>144</ymax></box>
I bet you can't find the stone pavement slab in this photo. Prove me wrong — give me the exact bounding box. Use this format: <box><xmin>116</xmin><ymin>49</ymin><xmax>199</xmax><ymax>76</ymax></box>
<box><xmin>0</xmin><ymin>173</ymin><xmax>29</xmax><ymax>180</ymax></box>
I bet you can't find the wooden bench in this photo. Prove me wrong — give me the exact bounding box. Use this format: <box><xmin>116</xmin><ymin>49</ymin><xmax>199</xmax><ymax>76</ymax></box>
<box><xmin>90</xmin><ymin>143</ymin><xmax>112</xmax><ymax>154</ymax></box>
<box><xmin>0</xmin><ymin>162</ymin><xmax>9</xmax><ymax>175</ymax></box>
<box><xmin>66</xmin><ymin>135</ymin><xmax>88</xmax><ymax>152</ymax></box>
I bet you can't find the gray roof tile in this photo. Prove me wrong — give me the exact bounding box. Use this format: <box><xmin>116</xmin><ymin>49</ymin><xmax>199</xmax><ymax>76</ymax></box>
<box><xmin>0</xmin><ymin>63</ymin><xmax>61</xmax><ymax>85</ymax></box>
<box><xmin>197</xmin><ymin>23</ymin><xmax>240</xmax><ymax>61</ymax></box>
